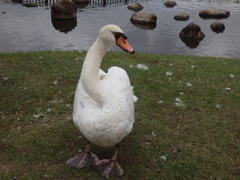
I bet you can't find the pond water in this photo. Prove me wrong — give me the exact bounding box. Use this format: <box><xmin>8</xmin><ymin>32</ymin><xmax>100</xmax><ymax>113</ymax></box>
<box><xmin>0</xmin><ymin>0</ymin><xmax>240</xmax><ymax>59</ymax></box>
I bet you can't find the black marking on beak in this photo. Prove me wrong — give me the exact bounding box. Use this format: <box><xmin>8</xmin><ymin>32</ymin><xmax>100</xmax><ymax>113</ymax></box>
<box><xmin>113</xmin><ymin>32</ymin><xmax>128</xmax><ymax>41</ymax></box>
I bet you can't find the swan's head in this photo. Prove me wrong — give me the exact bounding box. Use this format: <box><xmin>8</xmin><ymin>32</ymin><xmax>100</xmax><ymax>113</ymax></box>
<box><xmin>99</xmin><ymin>24</ymin><xmax>135</xmax><ymax>54</ymax></box>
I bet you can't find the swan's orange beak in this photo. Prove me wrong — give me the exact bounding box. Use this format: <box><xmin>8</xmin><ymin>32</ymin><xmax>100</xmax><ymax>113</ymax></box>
<box><xmin>116</xmin><ymin>36</ymin><xmax>135</xmax><ymax>54</ymax></box>
<box><xmin>114</xmin><ymin>32</ymin><xmax>135</xmax><ymax>54</ymax></box>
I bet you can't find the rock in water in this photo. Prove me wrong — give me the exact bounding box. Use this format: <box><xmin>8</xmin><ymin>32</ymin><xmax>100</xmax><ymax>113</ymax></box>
<box><xmin>199</xmin><ymin>9</ymin><xmax>230</xmax><ymax>19</ymax></box>
<box><xmin>23</xmin><ymin>3</ymin><xmax>39</xmax><ymax>7</ymax></box>
<box><xmin>51</xmin><ymin>0</ymin><xmax>77</xmax><ymax>19</ymax></box>
<box><xmin>179</xmin><ymin>22</ymin><xmax>205</xmax><ymax>48</ymax></box>
<box><xmin>210</xmin><ymin>21</ymin><xmax>225</xmax><ymax>33</ymax></box>
<box><xmin>127</xmin><ymin>3</ymin><xmax>144</xmax><ymax>12</ymax></box>
<box><xmin>174</xmin><ymin>12</ymin><xmax>190</xmax><ymax>21</ymax></box>
<box><xmin>130</xmin><ymin>11</ymin><xmax>157</xmax><ymax>24</ymax></box>
<box><xmin>164</xmin><ymin>1</ymin><xmax>177</xmax><ymax>8</ymax></box>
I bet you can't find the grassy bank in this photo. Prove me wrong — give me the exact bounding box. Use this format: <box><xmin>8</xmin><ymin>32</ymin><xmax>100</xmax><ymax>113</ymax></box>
<box><xmin>0</xmin><ymin>51</ymin><xmax>239</xmax><ymax>179</ymax></box>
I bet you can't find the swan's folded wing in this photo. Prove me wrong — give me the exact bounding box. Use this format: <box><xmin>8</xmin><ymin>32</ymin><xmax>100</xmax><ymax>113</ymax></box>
<box><xmin>101</xmin><ymin>66</ymin><xmax>136</xmax><ymax>101</ymax></box>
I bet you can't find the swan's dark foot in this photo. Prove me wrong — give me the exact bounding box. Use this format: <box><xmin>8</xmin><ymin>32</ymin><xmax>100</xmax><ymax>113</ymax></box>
<box><xmin>94</xmin><ymin>159</ymin><xmax>123</xmax><ymax>176</ymax></box>
<box><xmin>94</xmin><ymin>144</ymin><xmax>123</xmax><ymax>176</ymax></box>
<box><xmin>66</xmin><ymin>143</ymin><xmax>99</xmax><ymax>169</ymax></box>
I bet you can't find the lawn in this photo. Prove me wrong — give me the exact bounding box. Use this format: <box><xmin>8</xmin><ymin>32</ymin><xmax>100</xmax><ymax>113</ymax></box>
<box><xmin>0</xmin><ymin>51</ymin><xmax>239</xmax><ymax>179</ymax></box>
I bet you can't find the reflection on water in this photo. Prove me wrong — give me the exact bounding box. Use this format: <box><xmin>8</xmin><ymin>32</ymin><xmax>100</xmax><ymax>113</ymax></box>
<box><xmin>51</xmin><ymin>18</ymin><xmax>77</xmax><ymax>33</ymax></box>
<box><xmin>179</xmin><ymin>34</ymin><xmax>203</xmax><ymax>49</ymax></box>
<box><xmin>0</xmin><ymin>0</ymin><xmax>240</xmax><ymax>59</ymax></box>
<box><xmin>131</xmin><ymin>22</ymin><xmax>157</xmax><ymax>30</ymax></box>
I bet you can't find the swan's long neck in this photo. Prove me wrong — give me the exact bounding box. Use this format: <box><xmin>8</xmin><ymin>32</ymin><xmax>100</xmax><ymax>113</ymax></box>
<box><xmin>80</xmin><ymin>37</ymin><xmax>110</xmax><ymax>104</ymax></box>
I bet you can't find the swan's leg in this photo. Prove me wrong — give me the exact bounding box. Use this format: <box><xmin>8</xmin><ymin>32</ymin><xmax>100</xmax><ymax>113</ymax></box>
<box><xmin>94</xmin><ymin>144</ymin><xmax>124</xmax><ymax>176</ymax></box>
<box><xmin>66</xmin><ymin>142</ymin><xmax>99</xmax><ymax>169</ymax></box>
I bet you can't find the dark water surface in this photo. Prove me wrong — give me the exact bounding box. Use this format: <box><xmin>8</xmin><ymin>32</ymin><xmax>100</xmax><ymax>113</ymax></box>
<box><xmin>0</xmin><ymin>0</ymin><xmax>240</xmax><ymax>59</ymax></box>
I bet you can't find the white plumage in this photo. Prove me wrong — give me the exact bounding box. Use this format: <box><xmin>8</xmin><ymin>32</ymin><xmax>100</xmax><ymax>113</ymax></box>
<box><xmin>67</xmin><ymin>24</ymin><xmax>136</xmax><ymax>177</ymax></box>
<box><xmin>72</xmin><ymin>25</ymin><xmax>136</xmax><ymax>147</ymax></box>
<box><xmin>73</xmin><ymin>67</ymin><xmax>135</xmax><ymax>147</ymax></box>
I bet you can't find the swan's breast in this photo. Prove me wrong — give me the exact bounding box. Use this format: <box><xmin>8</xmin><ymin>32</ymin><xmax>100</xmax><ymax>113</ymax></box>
<box><xmin>74</xmin><ymin>97</ymin><xmax>134</xmax><ymax>147</ymax></box>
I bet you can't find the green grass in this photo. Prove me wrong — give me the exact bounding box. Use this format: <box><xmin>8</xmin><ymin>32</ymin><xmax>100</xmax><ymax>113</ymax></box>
<box><xmin>0</xmin><ymin>51</ymin><xmax>239</xmax><ymax>179</ymax></box>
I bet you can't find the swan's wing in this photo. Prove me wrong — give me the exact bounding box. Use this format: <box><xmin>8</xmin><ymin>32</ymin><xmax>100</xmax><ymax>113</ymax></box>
<box><xmin>73</xmin><ymin>67</ymin><xmax>136</xmax><ymax>118</ymax></box>
<box><xmin>101</xmin><ymin>66</ymin><xmax>136</xmax><ymax>138</ymax></box>
<box><xmin>101</xmin><ymin>66</ymin><xmax>137</xmax><ymax>101</ymax></box>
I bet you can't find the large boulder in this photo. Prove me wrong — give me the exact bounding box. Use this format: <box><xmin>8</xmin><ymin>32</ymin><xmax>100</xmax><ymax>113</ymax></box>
<box><xmin>179</xmin><ymin>22</ymin><xmax>205</xmax><ymax>48</ymax></box>
<box><xmin>199</xmin><ymin>9</ymin><xmax>230</xmax><ymax>19</ymax></box>
<box><xmin>174</xmin><ymin>12</ymin><xmax>190</xmax><ymax>21</ymax></box>
<box><xmin>210</xmin><ymin>21</ymin><xmax>225</xmax><ymax>33</ymax></box>
<box><xmin>127</xmin><ymin>3</ymin><xmax>144</xmax><ymax>12</ymax></box>
<box><xmin>51</xmin><ymin>0</ymin><xmax>77</xmax><ymax>20</ymax></box>
<box><xmin>164</xmin><ymin>1</ymin><xmax>177</xmax><ymax>8</ymax></box>
<box><xmin>130</xmin><ymin>11</ymin><xmax>157</xmax><ymax>24</ymax></box>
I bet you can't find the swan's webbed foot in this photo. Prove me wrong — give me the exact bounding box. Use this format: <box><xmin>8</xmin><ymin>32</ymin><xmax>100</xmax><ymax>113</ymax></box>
<box><xmin>66</xmin><ymin>143</ymin><xmax>99</xmax><ymax>169</ymax></box>
<box><xmin>66</xmin><ymin>151</ymin><xmax>99</xmax><ymax>169</ymax></box>
<box><xmin>94</xmin><ymin>159</ymin><xmax>123</xmax><ymax>176</ymax></box>
<box><xmin>94</xmin><ymin>144</ymin><xmax>123</xmax><ymax>176</ymax></box>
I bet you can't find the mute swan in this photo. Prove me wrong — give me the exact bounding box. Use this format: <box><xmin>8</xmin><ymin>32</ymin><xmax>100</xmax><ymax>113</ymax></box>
<box><xmin>66</xmin><ymin>24</ymin><xmax>137</xmax><ymax>176</ymax></box>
